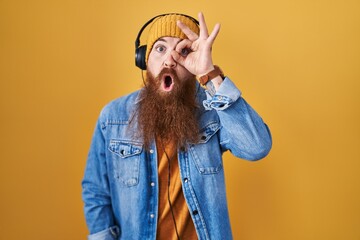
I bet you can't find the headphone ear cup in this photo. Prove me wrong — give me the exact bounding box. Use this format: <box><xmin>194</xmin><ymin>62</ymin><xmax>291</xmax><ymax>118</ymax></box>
<box><xmin>135</xmin><ymin>45</ymin><xmax>147</xmax><ymax>70</ymax></box>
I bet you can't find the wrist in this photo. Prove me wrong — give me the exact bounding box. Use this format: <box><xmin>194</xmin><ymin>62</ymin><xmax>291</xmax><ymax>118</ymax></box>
<box><xmin>197</xmin><ymin>65</ymin><xmax>215</xmax><ymax>78</ymax></box>
<box><xmin>198</xmin><ymin>65</ymin><xmax>224</xmax><ymax>85</ymax></box>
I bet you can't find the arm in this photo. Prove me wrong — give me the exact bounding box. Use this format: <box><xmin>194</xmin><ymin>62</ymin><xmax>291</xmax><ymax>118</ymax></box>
<box><xmin>172</xmin><ymin>12</ymin><xmax>272</xmax><ymax>160</ymax></box>
<box><xmin>204</xmin><ymin>77</ymin><xmax>272</xmax><ymax>160</ymax></box>
<box><xmin>82</xmin><ymin>119</ymin><xmax>120</xmax><ymax>239</ymax></box>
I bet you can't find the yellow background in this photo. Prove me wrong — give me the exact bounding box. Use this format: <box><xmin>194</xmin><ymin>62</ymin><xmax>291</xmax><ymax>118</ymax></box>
<box><xmin>0</xmin><ymin>0</ymin><xmax>359</xmax><ymax>239</ymax></box>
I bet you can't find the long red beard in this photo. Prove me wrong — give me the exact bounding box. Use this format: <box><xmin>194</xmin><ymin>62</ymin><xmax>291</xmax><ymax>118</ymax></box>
<box><xmin>137</xmin><ymin>68</ymin><xmax>200</xmax><ymax>150</ymax></box>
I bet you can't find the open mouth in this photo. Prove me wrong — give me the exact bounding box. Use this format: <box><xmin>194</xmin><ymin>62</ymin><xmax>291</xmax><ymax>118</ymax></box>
<box><xmin>161</xmin><ymin>74</ymin><xmax>174</xmax><ymax>92</ymax></box>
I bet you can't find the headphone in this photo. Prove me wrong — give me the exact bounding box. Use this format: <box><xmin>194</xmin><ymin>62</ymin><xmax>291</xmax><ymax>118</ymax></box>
<box><xmin>135</xmin><ymin>13</ymin><xmax>199</xmax><ymax>70</ymax></box>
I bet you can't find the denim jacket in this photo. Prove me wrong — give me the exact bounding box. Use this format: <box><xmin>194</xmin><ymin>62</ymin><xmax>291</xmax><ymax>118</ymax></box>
<box><xmin>82</xmin><ymin>78</ymin><xmax>272</xmax><ymax>240</ymax></box>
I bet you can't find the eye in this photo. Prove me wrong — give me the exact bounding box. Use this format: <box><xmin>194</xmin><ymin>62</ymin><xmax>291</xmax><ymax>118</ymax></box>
<box><xmin>180</xmin><ymin>48</ymin><xmax>191</xmax><ymax>57</ymax></box>
<box><xmin>155</xmin><ymin>45</ymin><xmax>166</xmax><ymax>53</ymax></box>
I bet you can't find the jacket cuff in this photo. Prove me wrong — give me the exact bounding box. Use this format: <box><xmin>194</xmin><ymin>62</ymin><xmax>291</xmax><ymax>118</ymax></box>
<box><xmin>88</xmin><ymin>226</ymin><xmax>120</xmax><ymax>240</ymax></box>
<box><xmin>203</xmin><ymin>77</ymin><xmax>241</xmax><ymax>110</ymax></box>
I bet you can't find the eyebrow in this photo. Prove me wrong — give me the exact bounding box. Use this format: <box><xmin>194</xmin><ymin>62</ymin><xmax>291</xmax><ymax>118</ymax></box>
<box><xmin>155</xmin><ymin>38</ymin><xmax>183</xmax><ymax>45</ymax></box>
<box><xmin>156</xmin><ymin>38</ymin><xmax>167</xmax><ymax>43</ymax></box>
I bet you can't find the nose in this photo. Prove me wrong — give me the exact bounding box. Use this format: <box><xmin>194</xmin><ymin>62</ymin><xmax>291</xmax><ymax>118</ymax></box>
<box><xmin>164</xmin><ymin>53</ymin><xmax>177</xmax><ymax>68</ymax></box>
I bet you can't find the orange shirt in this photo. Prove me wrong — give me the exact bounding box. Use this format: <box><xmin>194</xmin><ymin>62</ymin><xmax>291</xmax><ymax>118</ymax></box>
<box><xmin>156</xmin><ymin>140</ymin><xmax>197</xmax><ymax>240</ymax></box>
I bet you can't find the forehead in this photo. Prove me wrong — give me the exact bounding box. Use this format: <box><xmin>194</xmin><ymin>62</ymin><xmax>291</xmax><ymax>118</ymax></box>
<box><xmin>154</xmin><ymin>37</ymin><xmax>182</xmax><ymax>45</ymax></box>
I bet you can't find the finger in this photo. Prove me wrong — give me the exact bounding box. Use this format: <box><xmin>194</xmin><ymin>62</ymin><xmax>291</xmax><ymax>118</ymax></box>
<box><xmin>175</xmin><ymin>39</ymin><xmax>193</xmax><ymax>54</ymax></box>
<box><xmin>198</xmin><ymin>12</ymin><xmax>209</xmax><ymax>38</ymax></box>
<box><xmin>207</xmin><ymin>23</ymin><xmax>221</xmax><ymax>45</ymax></box>
<box><xmin>171</xmin><ymin>50</ymin><xmax>186</xmax><ymax>66</ymax></box>
<box><xmin>177</xmin><ymin>20</ymin><xmax>198</xmax><ymax>41</ymax></box>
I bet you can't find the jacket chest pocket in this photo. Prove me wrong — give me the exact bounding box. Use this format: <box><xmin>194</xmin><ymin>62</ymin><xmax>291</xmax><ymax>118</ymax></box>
<box><xmin>190</xmin><ymin>122</ymin><xmax>223</xmax><ymax>174</ymax></box>
<box><xmin>108</xmin><ymin>140</ymin><xmax>143</xmax><ymax>187</ymax></box>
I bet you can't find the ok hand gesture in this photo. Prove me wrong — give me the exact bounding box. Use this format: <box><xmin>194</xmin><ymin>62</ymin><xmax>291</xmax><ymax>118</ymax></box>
<box><xmin>171</xmin><ymin>12</ymin><xmax>221</xmax><ymax>78</ymax></box>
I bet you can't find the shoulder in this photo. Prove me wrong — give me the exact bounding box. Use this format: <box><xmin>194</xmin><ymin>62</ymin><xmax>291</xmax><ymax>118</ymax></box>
<box><xmin>98</xmin><ymin>90</ymin><xmax>141</xmax><ymax>124</ymax></box>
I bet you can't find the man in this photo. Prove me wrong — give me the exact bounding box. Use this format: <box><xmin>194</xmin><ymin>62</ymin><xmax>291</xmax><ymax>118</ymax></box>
<box><xmin>82</xmin><ymin>12</ymin><xmax>272</xmax><ymax>240</ymax></box>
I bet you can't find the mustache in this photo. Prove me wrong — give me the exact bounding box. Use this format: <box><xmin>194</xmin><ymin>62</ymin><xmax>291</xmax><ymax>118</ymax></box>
<box><xmin>155</xmin><ymin>68</ymin><xmax>178</xmax><ymax>83</ymax></box>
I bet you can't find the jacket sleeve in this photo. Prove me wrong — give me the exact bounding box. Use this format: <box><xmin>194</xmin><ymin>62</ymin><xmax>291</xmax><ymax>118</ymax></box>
<box><xmin>82</xmin><ymin>118</ymin><xmax>120</xmax><ymax>239</ymax></box>
<box><xmin>203</xmin><ymin>77</ymin><xmax>272</xmax><ymax>160</ymax></box>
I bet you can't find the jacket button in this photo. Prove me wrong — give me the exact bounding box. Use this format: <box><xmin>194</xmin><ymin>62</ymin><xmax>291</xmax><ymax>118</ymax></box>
<box><xmin>184</xmin><ymin>178</ymin><xmax>188</xmax><ymax>183</ymax></box>
<box><xmin>110</xmin><ymin>226</ymin><xmax>119</xmax><ymax>237</ymax></box>
<box><xmin>150</xmin><ymin>214</ymin><xmax>155</xmax><ymax>218</ymax></box>
<box><xmin>192</xmin><ymin>210</ymin><xmax>198</xmax><ymax>215</ymax></box>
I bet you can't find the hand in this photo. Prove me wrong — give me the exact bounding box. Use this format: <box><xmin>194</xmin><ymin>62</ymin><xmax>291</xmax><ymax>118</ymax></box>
<box><xmin>171</xmin><ymin>12</ymin><xmax>221</xmax><ymax>77</ymax></box>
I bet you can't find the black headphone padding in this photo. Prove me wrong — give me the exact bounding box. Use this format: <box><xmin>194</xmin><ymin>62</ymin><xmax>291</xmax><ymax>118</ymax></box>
<box><xmin>135</xmin><ymin>45</ymin><xmax>147</xmax><ymax>70</ymax></box>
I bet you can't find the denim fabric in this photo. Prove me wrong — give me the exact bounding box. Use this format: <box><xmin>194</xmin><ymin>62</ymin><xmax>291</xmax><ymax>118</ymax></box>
<box><xmin>82</xmin><ymin>78</ymin><xmax>272</xmax><ymax>240</ymax></box>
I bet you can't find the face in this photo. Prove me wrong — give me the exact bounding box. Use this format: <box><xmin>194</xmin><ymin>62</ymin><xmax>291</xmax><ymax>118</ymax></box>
<box><xmin>147</xmin><ymin>37</ymin><xmax>194</xmax><ymax>93</ymax></box>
